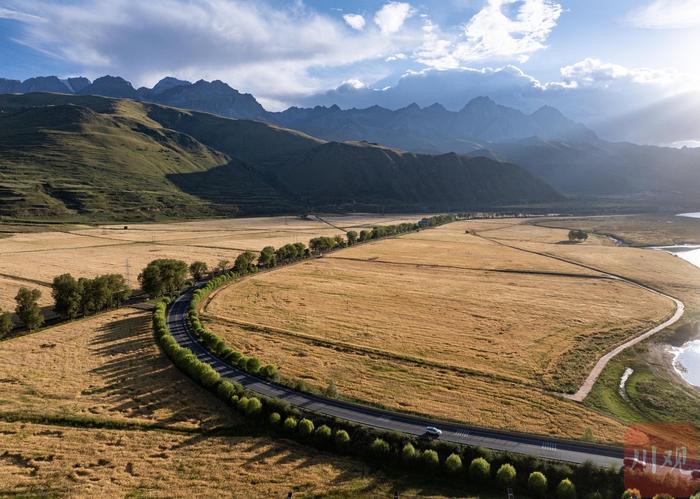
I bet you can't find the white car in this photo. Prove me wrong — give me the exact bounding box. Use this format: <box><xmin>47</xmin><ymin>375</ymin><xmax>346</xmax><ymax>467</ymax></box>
<box><xmin>425</xmin><ymin>426</ymin><xmax>442</xmax><ymax>438</ymax></box>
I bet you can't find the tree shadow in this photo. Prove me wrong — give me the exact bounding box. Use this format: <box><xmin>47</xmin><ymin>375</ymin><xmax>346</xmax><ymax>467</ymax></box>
<box><xmin>88</xmin><ymin>313</ymin><xmax>238</xmax><ymax>430</ymax></box>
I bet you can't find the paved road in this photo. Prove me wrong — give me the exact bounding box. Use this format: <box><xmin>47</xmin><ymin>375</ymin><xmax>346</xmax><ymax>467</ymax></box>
<box><xmin>166</xmin><ymin>289</ymin><xmax>624</xmax><ymax>467</ymax></box>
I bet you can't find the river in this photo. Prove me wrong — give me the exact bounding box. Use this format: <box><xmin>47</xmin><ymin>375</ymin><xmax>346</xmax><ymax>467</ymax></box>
<box><xmin>654</xmin><ymin>212</ymin><xmax>700</xmax><ymax>387</ymax></box>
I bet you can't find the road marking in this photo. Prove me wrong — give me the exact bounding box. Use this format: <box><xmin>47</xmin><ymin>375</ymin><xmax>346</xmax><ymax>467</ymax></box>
<box><xmin>541</xmin><ymin>442</ymin><xmax>557</xmax><ymax>452</ymax></box>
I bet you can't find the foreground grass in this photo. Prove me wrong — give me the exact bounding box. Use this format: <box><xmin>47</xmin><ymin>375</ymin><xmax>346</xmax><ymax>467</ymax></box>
<box><xmin>0</xmin><ymin>300</ymin><xmax>502</xmax><ymax>497</ymax></box>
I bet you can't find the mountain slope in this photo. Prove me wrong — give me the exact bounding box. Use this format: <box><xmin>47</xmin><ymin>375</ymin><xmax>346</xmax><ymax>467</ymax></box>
<box><xmin>0</xmin><ymin>93</ymin><xmax>560</xmax><ymax>219</ymax></box>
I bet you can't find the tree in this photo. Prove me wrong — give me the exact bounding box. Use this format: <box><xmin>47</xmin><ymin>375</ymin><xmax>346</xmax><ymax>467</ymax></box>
<box><xmin>189</xmin><ymin>261</ymin><xmax>208</xmax><ymax>281</ymax></box>
<box><xmin>401</xmin><ymin>443</ymin><xmax>416</xmax><ymax>463</ymax></box>
<box><xmin>568</xmin><ymin>229</ymin><xmax>588</xmax><ymax>243</ymax></box>
<box><xmin>346</xmin><ymin>230</ymin><xmax>358</xmax><ymax>245</ymax></box>
<box><xmin>51</xmin><ymin>273</ymin><xmax>82</xmax><ymax>319</ymax></box>
<box><xmin>370</xmin><ymin>438</ymin><xmax>390</xmax><ymax>458</ymax></box>
<box><xmin>269</xmin><ymin>412</ymin><xmax>281</xmax><ymax>425</ymax></box>
<box><xmin>283</xmin><ymin>416</ymin><xmax>298</xmax><ymax>432</ymax></box>
<box><xmin>334</xmin><ymin>429</ymin><xmax>350</xmax><ymax>447</ymax></box>
<box><xmin>421</xmin><ymin>449</ymin><xmax>439</xmax><ymax>469</ymax></box>
<box><xmin>298</xmin><ymin>418</ymin><xmax>315</xmax><ymax>437</ymax></box>
<box><xmin>528</xmin><ymin>471</ymin><xmax>548</xmax><ymax>498</ymax></box>
<box><xmin>15</xmin><ymin>287</ymin><xmax>44</xmax><ymax>331</ymax></box>
<box><xmin>497</xmin><ymin>463</ymin><xmax>517</xmax><ymax>487</ymax></box>
<box><xmin>139</xmin><ymin>259</ymin><xmax>188</xmax><ymax>298</ymax></box>
<box><xmin>215</xmin><ymin>259</ymin><xmax>230</xmax><ymax>275</ymax></box>
<box><xmin>233</xmin><ymin>251</ymin><xmax>257</xmax><ymax>274</ymax></box>
<box><xmin>469</xmin><ymin>457</ymin><xmax>491</xmax><ymax>483</ymax></box>
<box><xmin>556</xmin><ymin>479</ymin><xmax>577</xmax><ymax>499</ymax></box>
<box><xmin>258</xmin><ymin>246</ymin><xmax>276</xmax><ymax>268</ymax></box>
<box><xmin>0</xmin><ymin>308</ymin><xmax>13</xmax><ymax>339</ymax></box>
<box><xmin>315</xmin><ymin>424</ymin><xmax>332</xmax><ymax>441</ymax></box>
<box><xmin>445</xmin><ymin>453</ymin><xmax>463</xmax><ymax>473</ymax></box>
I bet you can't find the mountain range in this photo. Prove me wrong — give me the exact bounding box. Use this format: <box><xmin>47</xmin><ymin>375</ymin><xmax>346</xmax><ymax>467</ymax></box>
<box><xmin>0</xmin><ymin>93</ymin><xmax>558</xmax><ymax>219</ymax></box>
<box><xmin>1</xmin><ymin>74</ymin><xmax>699</xmax><ymax>207</ymax></box>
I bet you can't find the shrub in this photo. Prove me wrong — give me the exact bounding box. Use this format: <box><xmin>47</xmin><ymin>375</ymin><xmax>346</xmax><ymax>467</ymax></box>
<box><xmin>298</xmin><ymin>418</ymin><xmax>315</xmax><ymax>437</ymax></box>
<box><xmin>469</xmin><ymin>457</ymin><xmax>491</xmax><ymax>484</ymax></box>
<box><xmin>324</xmin><ymin>380</ymin><xmax>338</xmax><ymax>398</ymax></box>
<box><xmin>445</xmin><ymin>453</ymin><xmax>462</xmax><ymax>473</ymax></box>
<box><xmin>237</xmin><ymin>356</ymin><xmax>249</xmax><ymax>370</ymax></box>
<box><xmin>621</xmin><ymin>489</ymin><xmax>641</xmax><ymax>499</ymax></box>
<box><xmin>496</xmin><ymin>463</ymin><xmax>517</xmax><ymax>487</ymax></box>
<box><xmin>421</xmin><ymin>449</ymin><xmax>440</xmax><ymax>469</ymax></box>
<box><xmin>370</xmin><ymin>438</ymin><xmax>391</xmax><ymax>458</ymax></box>
<box><xmin>401</xmin><ymin>443</ymin><xmax>416</xmax><ymax>463</ymax></box>
<box><xmin>259</xmin><ymin>364</ymin><xmax>278</xmax><ymax>379</ymax></box>
<box><xmin>283</xmin><ymin>416</ymin><xmax>298</xmax><ymax>432</ymax></box>
<box><xmin>246</xmin><ymin>356</ymin><xmax>261</xmax><ymax>374</ymax></box>
<box><xmin>556</xmin><ymin>479</ymin><xmax>576</xmax><ymax>499</ymax></box>
<box><xmin>198</xmin><ymin>364</ymin><xmax>221</xmax><ymax>388</ymax></box>
<box><xmin>269</xmin><ymin>412</ymin><xmax>281</xmax><ymax>425</ymax></box>
<box><xmin>244</xmin><ymin>397</ymin><xmax>262</xmax><ymax>416</ymax></box>
<box><xmin>529</xmin><ymin>471</ymin><xmax>548</xmax><ymax>498</ymax></box>
<box><xmin>315</xmin><ymin>424</ymin><xmax>332</xmax><ymax>441</ymax></box>
<box><xmin>334</xmin><ymin>429</ymin><xmax>350</xmax><ymax>447</ymax></box>
<box><xmin>237</xmin><ymin>396</ymin><xmax>250</xmax><ymax>413</ymax></box>
<box><xmin>216</xmin><ymin>380</ymin><xmax>237</xmax><ymax>401</ymax></box>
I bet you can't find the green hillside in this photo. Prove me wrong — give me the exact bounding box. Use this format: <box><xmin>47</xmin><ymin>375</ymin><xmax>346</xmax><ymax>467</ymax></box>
<box><xmin>0</xmin><ymin>93</ymin><xmax>561</xmax><ymax>220</ymax></box>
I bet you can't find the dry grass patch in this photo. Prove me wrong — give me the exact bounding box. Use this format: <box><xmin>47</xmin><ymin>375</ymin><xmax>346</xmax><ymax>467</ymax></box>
<box><xmin>331</xmin><ymin>220</ymin><xmax>602</xmax><ymax>275</ymax></box>
<box><xmin>0</xmin><ymin>276</ymin><xmax>52</xmax><ymax>312</ymax></box>
<box><xmin>0</xmin><ymin>214</ymin><xmax>430</xmax><ymax>302</ymax></box>
<box><xmin>207</xmin><ymin>320</ymin><xmax>627</xmax><ymax>443</ymax></box>
<box><xmin>0</xmin><ymin>308</ymin><xmax>236</xmax><ymax>430</ymax></box>
<box><xmin>534</xmin><ymin>214</ymin><xmax>700</xmax><ymax>246</ymax></box>
<box><xmin>206</xmin><ymin>249</ymin><xmax>670</xmax><ymax>392</ymax></box>
<box><xmin>0</xmin><ymin>421</ymin><xmax>382</xmax><ymax>498</ymax></box>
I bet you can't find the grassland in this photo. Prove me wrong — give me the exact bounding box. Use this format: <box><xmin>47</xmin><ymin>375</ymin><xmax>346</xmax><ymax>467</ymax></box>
<box><xmin>0</xmin><ymin>305</ymin><xmax>497</xmax><ymax>497</ymax></box>
<box><xmin>202</xmin><ymin>219</ymin><xmax>681</xmax><ymax>443</ymax></box>
<box><xmin>0</xmin><ymin>214</ymin><xmax>424</xmax><ymax>303</ymax></box>
<box><xmin>534</xmin><ymin>214</ymin><xmax>700</xmax><ymax>246</ymax></box>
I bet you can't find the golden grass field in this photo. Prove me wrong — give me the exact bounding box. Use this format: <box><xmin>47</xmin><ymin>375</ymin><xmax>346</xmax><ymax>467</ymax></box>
<box><xmin>0</xmin><ymin>214</ymin><xmax>424</xmax><ymax>302</ymax></box>
<box><xmin>535</xmin><ymin>214</ymin><xmax>700</xmax><ymax>246</ymax></box>
<box><xmin>0</xmin><ymin>307</ymin><xmax>428</xmax><ymax>497</ymax></box>
<box><xmin>203</xmin><ymin>219</ymin><xmax>681</xmax><ymax>443</ymax></box>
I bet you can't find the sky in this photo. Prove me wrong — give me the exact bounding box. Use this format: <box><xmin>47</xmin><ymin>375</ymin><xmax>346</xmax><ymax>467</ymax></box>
<box><xmin>1</xmin><ymin>0</ymin><xmax>699</xmax><ymax>113</ymax></box>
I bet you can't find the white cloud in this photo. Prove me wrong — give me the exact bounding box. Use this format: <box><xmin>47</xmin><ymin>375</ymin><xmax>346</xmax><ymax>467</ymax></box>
<box><xmin>416</xmin><ymin>0</ymin><xmax>562</xmax><ymax>69</ymax></box>
<box><xmin>560</xmin><ymin>58</ymin><xmax>681</xmax><ymax>87</ymax></box>
<box><xmin>1</xmin><ymin>0</ymin><xmax>404</xmax><ymax>108</ymax></box>
<box><xmin>627</xmin><ymin>0</ymin><xmax>700</xmax><ymax>29</ymax></box>
<box><xmin>0</xmin><ymin>6</ymin><xmax>44</xmax><ymax>22</ymax></box>
<box><xmin>374</xmin><ymin>2</ymin><xmax>413</xmax><ymax>35</ymax></box>
<box><xmin>343</xmin><ymin>13</ymin><xmax>366</xmax><ymax>31</ymax></box>
<box><xmin>385</xmin><ymin>52</ymin><xmax>408</xmax><ymax>62</ymax></box>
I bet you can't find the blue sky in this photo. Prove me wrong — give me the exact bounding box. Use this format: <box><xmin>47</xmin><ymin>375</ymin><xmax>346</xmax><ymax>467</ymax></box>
<box><xmin>1</xmin><ymin>0</ymin><xmax>699</xmax><ymax>110</ymax></box>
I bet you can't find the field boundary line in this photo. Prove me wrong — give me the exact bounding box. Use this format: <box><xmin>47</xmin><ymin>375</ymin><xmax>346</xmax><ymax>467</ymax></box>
<box><xmin>473</xmin><ymin>228</ymin><xmax>685</xmax><ymax>402</ymax></box>
<box><xmin>202</xmin><ymin>313</ymin><xmax>535</xmax><ymax>388</ymax></box>
<box><xmin>327</xmin><ymin>255</ymin><xmax>608</xmax><ymax>280</ymax></box>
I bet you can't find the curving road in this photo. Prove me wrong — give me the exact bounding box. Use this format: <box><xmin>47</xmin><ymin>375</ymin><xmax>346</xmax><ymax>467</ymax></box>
<box><xmin>166</xmin><ymin>289</ymin><xmax>624</xmax><ymax>467</ymax></box>
<box><xmin>471</xmin><ymin>231</ymin><xmax>686</xmax><ymax>402</ymax></box>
